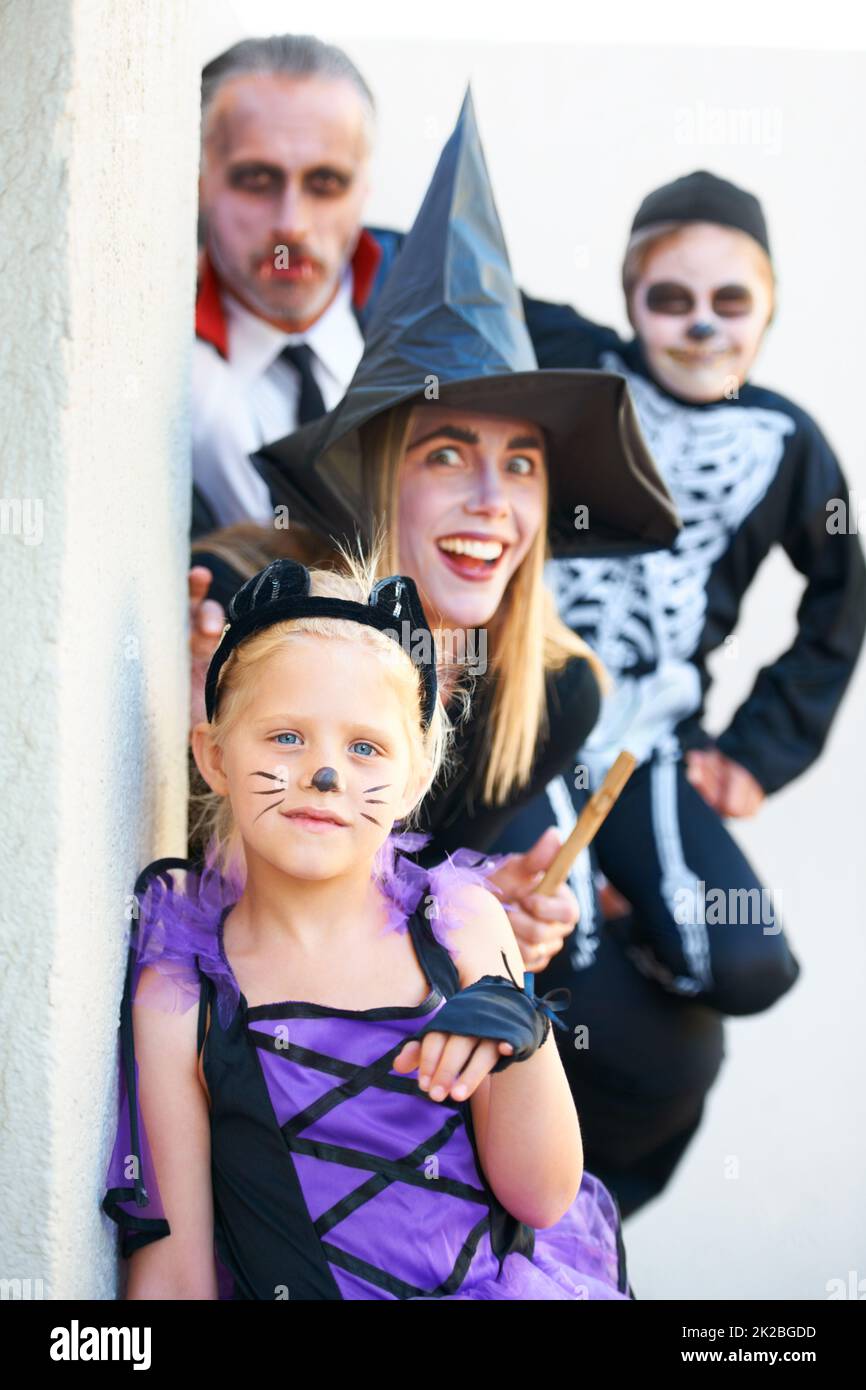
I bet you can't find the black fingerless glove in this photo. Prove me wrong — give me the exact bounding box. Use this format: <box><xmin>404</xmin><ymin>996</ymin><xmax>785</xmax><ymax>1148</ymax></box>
<box><xmin>415</xmin><ymin>951</ymin><xmax>571</xmax><ymax>1072</ymax></box>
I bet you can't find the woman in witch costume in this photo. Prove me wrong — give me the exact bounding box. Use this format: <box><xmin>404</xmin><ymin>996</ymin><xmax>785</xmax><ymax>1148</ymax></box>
<box><xmin>103</xmin><ymin>549</ymin><xmax>634</xmax><ymax>1300</ymax></box>
<box><xmin>186</xmin><ymin>93</ymin><xmax>729</xmax><ymax>1223</ymax></box>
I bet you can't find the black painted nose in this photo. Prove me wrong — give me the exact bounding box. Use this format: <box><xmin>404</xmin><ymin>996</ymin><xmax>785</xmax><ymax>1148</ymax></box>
<box><xmin>687</xmin><ymin>321</ymin><xmax>716</xmax><ymax>341</ymax></box>
<box><xmin>311</xmin><ymin>766</ymin><xmax>340</xmax><ymax>793</ymax></box>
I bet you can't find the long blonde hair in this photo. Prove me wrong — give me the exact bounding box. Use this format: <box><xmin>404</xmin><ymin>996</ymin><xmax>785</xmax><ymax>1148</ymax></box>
<box><xmin>191</xmin><ymin>545</ymin><xmax>457</xmax><ymax>882</ymax></box>
<box><xmin>359</xmin><ymin>400</ymin><xmax>609</xmax><ymax>807</ymax></box>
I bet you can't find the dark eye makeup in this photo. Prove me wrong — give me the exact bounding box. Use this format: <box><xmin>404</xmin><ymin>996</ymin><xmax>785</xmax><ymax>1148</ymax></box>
<box><xmin>305</xmin><ymin>168</ymin><xmax>352</xmax><ymax>194</ymax></box>
<box><xmin>228</xmin><ymin>164</ymin><xmax>279</xmax><ymax>192</ymax></box>
<box><xmin>712</xmin><ymin>284</ymin><xmax>754</xmax><ymax>316</ymax></box>
<box><xmin>644</xmin><ymin>281</ymin><xmax>755</xmax><ymax>317</ymax></box>
<box><xmin>646</xmin><ymin>281</ymin><xmax>694</xmax><ymax>315</ymax></box>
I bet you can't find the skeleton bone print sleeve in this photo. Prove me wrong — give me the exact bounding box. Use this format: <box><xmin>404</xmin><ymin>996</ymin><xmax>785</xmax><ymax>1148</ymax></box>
<box><xmin>521</xmin><ymin>294</ymin><xmax>866</xmax><ymax>794</ymax></box>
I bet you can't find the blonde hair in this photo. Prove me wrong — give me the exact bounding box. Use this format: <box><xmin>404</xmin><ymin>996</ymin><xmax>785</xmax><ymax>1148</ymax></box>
<box><xmin>359</xmin><ymin>401</ymin><xmax>609</xmax><ymax>807</ymax></box>
<box><xmin>191</xmin><ymin>543</ymin><xmax>457</xmax><ymax>882</ymax></box>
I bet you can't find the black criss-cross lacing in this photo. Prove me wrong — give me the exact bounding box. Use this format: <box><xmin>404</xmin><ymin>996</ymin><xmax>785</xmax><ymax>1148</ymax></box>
<box><xmin>247</xmin><ymin>1022</ymin><xmax>492</xmax><ymax>1299</ymax></box>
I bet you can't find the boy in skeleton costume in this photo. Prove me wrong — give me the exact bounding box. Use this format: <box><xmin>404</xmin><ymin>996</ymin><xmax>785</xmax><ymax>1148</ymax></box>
<box><xmin>489</xmin><ymin>172</ymin><xmax>866</xmax><ymax>1209</ymax></box>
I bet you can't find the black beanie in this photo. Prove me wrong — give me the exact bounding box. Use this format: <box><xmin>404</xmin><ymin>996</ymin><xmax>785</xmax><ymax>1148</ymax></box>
<box><xmin>631</xmin><ymin>170</ymin><xmax>771</xmax><ymax>258</ymax></box>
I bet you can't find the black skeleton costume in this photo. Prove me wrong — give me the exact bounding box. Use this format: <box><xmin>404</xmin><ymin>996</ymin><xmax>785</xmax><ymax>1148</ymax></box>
<box><xmin>485</xmin><ymin>173</ymin><xmax>866</xmax><ymax>1212</ymax></box>
<box><xmin>517</xmin><ymin>169</ymin><xmax>866</xmax><ymax>1000</ymax></box>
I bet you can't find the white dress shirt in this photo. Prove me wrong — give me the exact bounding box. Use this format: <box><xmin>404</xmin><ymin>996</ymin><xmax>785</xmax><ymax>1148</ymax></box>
<box><xmin>191</xmin><ymin>269</ymin><xmax>365</xmax><ymax>528</ymax></box>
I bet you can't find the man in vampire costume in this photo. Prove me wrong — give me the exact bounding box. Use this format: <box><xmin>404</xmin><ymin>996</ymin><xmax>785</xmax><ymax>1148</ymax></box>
<box><xmin>192</xmin><ymin>34</ymin><xmax>401</xmax><ymax>540</ymax></box>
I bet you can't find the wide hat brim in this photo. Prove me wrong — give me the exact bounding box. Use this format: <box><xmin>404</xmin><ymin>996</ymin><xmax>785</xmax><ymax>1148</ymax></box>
<box><xmin>253</xmin><ymin>368</ymin><xmax>681</xmax><ymax>559</ymax></box>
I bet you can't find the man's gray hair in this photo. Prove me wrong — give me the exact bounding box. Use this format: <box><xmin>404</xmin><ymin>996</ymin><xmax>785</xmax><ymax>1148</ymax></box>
<box><xmin>201</xmin><ymin>34</ymin><xmax>376</xmax><ymax>149</ymax></box>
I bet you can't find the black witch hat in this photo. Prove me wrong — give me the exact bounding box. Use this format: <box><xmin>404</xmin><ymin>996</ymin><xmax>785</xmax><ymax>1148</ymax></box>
<box><xmin>252</xmin><ymin>87</ymin><xmax>680</xmax><ymax>558</ymax></box>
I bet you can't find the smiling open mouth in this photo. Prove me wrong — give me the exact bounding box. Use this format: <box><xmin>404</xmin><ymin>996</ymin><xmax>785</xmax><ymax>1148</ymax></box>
<box><xmin>436</xmin><ymin>534</ymin><xmax>507</xmax><ymax>579</ymax></box>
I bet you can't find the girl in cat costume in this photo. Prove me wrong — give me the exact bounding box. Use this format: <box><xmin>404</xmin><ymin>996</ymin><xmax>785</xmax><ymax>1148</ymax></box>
<box><xmin>102</xmin><ymin>554</ymin><xmax>632</xmax><ymax>1300</ymax></box>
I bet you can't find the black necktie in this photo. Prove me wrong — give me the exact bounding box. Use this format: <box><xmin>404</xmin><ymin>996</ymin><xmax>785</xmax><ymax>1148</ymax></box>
<box><xmin>279</xmin><ymin>343</ymin><xmax>327</xmax><ymax>425</ymax></box>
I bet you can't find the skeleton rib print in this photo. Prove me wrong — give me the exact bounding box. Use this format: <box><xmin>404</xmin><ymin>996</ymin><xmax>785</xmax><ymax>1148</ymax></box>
<box><xmin>550</xmin><ymin>351</ymin><xmax>796</xmax><ymax>678</ymax></box>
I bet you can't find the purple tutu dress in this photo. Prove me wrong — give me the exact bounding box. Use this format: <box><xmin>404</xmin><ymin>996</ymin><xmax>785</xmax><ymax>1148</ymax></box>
<box><xmin>102</xmin><ymin>833</ymin><xmax>633</xmax><ymax>1300</ymax></box>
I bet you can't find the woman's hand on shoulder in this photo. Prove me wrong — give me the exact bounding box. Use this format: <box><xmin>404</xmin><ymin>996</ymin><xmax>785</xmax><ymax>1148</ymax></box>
<box><xmin>124</xmin><ymin>968</ymin><xmax>218</xmax><ymax>1300</ymax></box>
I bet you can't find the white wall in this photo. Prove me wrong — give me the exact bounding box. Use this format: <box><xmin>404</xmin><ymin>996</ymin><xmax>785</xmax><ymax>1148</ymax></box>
<box><xmin>199</xmin><ymin>12</ymin><xmax>866</xmax><ymax>1301</ymax></box>
<box><xmin>0</xmin><ymin>0</ymin><xmax>200</xmax><ymax>1297</ymax></box>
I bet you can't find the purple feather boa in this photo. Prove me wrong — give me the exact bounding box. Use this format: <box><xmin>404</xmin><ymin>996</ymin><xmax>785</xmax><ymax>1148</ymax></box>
<box><xmin>128</xmin><ymin>832</ymin><xmax>508</xmax><ymax>1028</ymax></box>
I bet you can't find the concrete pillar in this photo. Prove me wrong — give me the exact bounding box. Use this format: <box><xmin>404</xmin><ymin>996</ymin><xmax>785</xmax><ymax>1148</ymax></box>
<box><xmin>0</xmin><ymin>0</ymin><xmax>200</xmax><ymax>1297</ymax></box>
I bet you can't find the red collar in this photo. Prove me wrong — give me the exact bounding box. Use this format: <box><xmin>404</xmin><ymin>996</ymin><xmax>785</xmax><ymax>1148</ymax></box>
<box><xmin>195</xmin><ymin>229</ymin><xmax>383</xmax><ymax>360</ymax></box>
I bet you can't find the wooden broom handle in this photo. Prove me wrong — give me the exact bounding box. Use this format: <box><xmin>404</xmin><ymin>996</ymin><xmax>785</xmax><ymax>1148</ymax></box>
<box><xmin>536</xmin><ymin>751</ymin><xmax>637</xmax><ymax>894</ymax></box>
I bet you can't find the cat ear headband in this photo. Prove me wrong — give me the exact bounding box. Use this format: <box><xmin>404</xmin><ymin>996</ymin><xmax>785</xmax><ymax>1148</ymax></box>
<box><xmin>204</xmin><ymin>559</ymin><xmax>439</xmax><ymax>728</ymax></box>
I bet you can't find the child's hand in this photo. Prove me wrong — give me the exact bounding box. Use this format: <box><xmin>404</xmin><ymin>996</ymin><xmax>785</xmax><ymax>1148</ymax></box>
<box><xmin>685</xmin><ymin>748</ymin><xmax>765</xmax><ymax>818</ymax></box>
<box><xmin>392</xmin><ymin>1033</ymin><xmax>515</xmax><ymax>1102</ymax></box>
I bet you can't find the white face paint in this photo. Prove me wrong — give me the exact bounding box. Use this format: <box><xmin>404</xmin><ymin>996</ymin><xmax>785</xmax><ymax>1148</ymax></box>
<box><xmin>628</xmin><ymin>223</ymin><xmax>774</xmax><ymax>403</ymax></box>
<box><xmin>199</xmin><ymin>74</ymin><xmax>371</xmax><ymax>331</ymax></box>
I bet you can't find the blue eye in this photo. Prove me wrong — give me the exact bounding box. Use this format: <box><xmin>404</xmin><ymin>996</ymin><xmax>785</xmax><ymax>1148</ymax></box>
<box><xmin>507</xmin><ymin>455</ymin><xmax>535</xmax><ymax>475</ymax></box>
<box><xmin>428</xmin><ymin>446</ymin><xmax>462</xmax><ymax>466</ymax></box>
<box><xmin>274</xmin><ymin>732</ymin><xmax>302</xmax><ymax>745</ymax></box>
<box><xmin>351</xmin><ymin>741</ymin><xmax>377</xmax><ymax>757</ymax></box>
